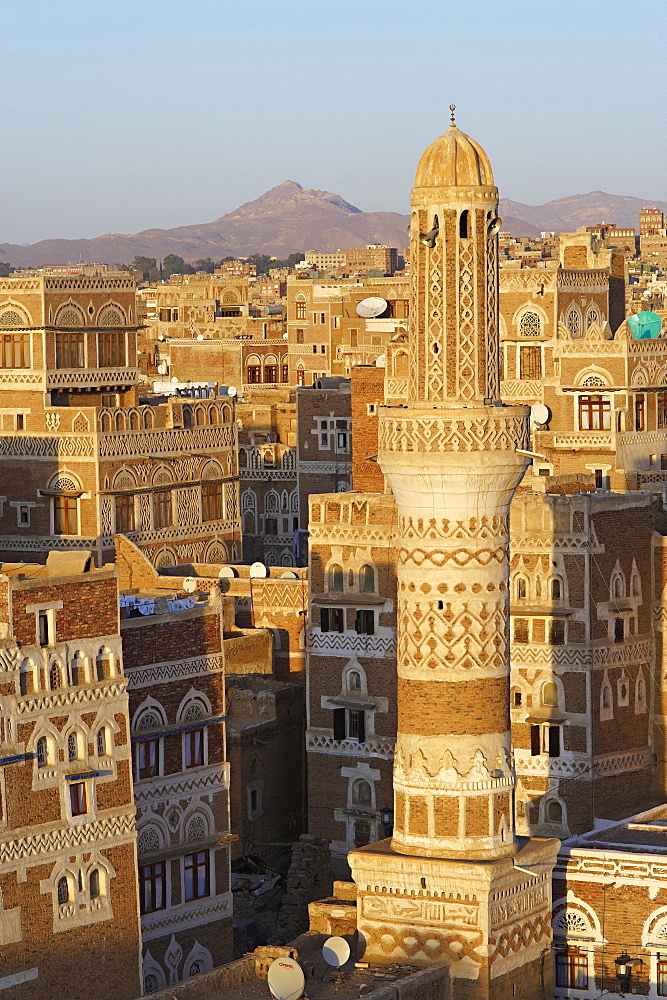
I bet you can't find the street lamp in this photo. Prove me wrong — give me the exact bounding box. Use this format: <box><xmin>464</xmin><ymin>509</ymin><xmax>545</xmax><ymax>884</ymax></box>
<box><xmin>615</xmin><ymin>952</ymin><xmax>639</xmax><ymax>994</ymax></box>
<box><xmin>379</xmin><ymin>803</ymin><xmax>393</xmax><ymax>838</ymax></box>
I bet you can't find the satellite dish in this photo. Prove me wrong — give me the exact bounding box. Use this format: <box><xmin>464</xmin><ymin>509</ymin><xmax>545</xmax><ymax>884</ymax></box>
<box><xmin>157</xmin><ymin>334</ymin><xmax>165</xmax><ymax>341</ymax></box>
<box><xmin>530</xmin><ymin>403</ymin><xmax>550</xmax><ymax>426</ymax></box>
<box><xmin>267</xmin><ymin>958</ymin><xmax>305</xmax><ymax>1000</ymax></box>
<box><xmin>218</xmin><ymin>566</ymin><xmax>236</xmax><ymax>578</ymax></box>
<box><xmin>197</xmin><ymin>334</ymin><xmax>204</xmax><ymax>341</ymax></box>
<box><xmin>322</xmin><ymin>936</ymin><xmax>350</xmax><ymax>969</ymax></box>
<box><xmin>356</xmin><ymin>296</ymin><xmax>387</xmax><ymax>319</ymax></box>
<box><xmin>627</xmin><ymin>311</ymin><xmax>662</xmax><ymax>340</ymax></box>
<box><xmin>487</xmin><ymin>216</ymin><xmax>503</xmax><ymax>238</ymax></box>
<box><xmin>227</xmin><ymin>386</ymin><xmax>238</xmax><ymax>398</ymax></box>
<box><xmin>182</xmin><ymin>577</ymin><xmax>198</xmax><ymax>593</ymax></box>
<box><xmin>157</xmin><ymin>362</ymin><xmax>167</xmax><ymax>375</ymax></box>
<box><xmin>280</xmin><ymin>570</ymin><xmax>298</xmax><ymax>579</ymax></box>
<box><xmin>171</xmin><ymin>376</ymin><xmax>179</xmax><ymax>383</ymax></box>
<box><xmin>249</xmin><ymin>561</ymin><xmax>267</xmax><ymax>579</ymax></box>
<box><xmin>375</xmin><ymin>354</ymin><xmax>386</xmax><ymax>368</ymax></box>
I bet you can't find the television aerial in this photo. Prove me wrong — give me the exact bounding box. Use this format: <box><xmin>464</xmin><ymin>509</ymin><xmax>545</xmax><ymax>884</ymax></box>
<box><xmin>530</xmin><ymin>403</ymin><xmax>550</xmax><ymax>426</ymax></box>
<box><xmin>267</xmin><ymin>957</ymin><xmax>305</xmax><ymax>1000</ymax></box>
<box><xmin>628</xmin><ymin>311</ymin><xmax>662</xmax><ymax>340</ymax></box>
<box><xmin>322</xmin><ymin>936</ymin><xmax>350</xmax><ymax>984</ymax></box>
<box><xmin>356</xmin><ymin>296</ymin><xmax>387</xmax><ymax>318</ymax></box>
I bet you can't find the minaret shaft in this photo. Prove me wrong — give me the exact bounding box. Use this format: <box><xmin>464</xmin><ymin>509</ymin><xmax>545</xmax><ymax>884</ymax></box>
<box><xmin>380</xmin><ymin>405</ymin><xmax>529</xmax><ymax>858</ymax></box>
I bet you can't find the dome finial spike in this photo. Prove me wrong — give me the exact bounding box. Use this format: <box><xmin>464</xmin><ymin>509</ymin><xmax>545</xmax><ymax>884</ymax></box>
<box><xmin>449</xmin><ymin>103</ymin><xmax>456</xmax><ymax>126</ymax></box>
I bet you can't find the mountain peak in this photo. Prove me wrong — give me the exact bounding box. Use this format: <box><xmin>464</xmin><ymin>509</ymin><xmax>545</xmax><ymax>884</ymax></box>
<box><xmin>222</xmin><ymin>181</ymin><xmax>362</xmax><ymax>221</ymax></box>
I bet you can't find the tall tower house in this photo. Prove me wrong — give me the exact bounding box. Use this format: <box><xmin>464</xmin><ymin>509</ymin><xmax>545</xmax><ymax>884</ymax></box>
<box><xmin>348</xmin><ymin>118</ymin><xmax>559</xmax><ymax>1000</ymax></box>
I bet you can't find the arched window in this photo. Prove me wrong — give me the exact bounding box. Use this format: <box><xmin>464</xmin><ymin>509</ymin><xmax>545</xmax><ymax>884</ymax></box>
<box><xmin>546</xmin><ymin>799</ymin><xmax>563</xmax><ymax>822</ymax></box>
<box><xmin>96</xmin><ymin>648</ymin><xmax>112</xmax><ymax>681</ymax></box>
<box><xmin>535</xmin><ymin>576</ymin><xmax>542</xmax><ymax>598</ymax></box>
<box><xmin>632</xmin><ymin>575</ymin><xmax>640</xmax><ymax>596</ymax></box>
<box><xmin>144</xmin><ymin>976</ymin><xmax>159</xmax><ymax>995</ymax></box>
<box><xmin>566</xmin><ymin>306</ymin><xmax>582</xmax><ymax>339</ymax></box>
<box><xmin>70</xmin><ymin>651</ymin><xmax>85</xmax><ymax>685</ymax></box>
<box><xmin>67</xmin><ymin>732</ymin><xmax>78</xmax><ymax>761</ymax></box>
<box><xmin>613</xmin><ymin>576</ymin><xmax>624</xmax><ymax>598</ymax></box>
<box><xmin>352</xmin><ymin>778</ymin><xmax>372</xmax><ymax>806</ymax></box>
<box><xmin>183</xmin><ymin>406</ymin><xmax>193</xmax><ymax>429</ymax></box>
<box><xmin>551</xmin><ymin>578</ymin><xmax>562</xmax><ymax>601</ymax></box>
<box><xmin>459</xmin><ymin>210</ymin><xmax>469</xmax><ymax>239</ymax></box>
<box><xmin>516</xmin><ymin>578</ymin><xmax>527</xmax><ymax>600</ymax></box>
<box><xmin>519</xmin><ymin>312</ymin><xmax>541</xmax><ymax>337</ymax></box>
<box><xmin>360</xmin><ymin>565</ymin><xmax>376</xmax><ymax>593</ymax></box>
<box><xmin>348</xmin><ymin>670</ymin><xmax>362</xmax><ymax>691</ymax></box>
<box><xmin>36</xmin><ymin>735</ymin><xmax>48</xmax><ymax>767</ymax></box>
<box><xmin>638</xmin><ymin>679</ymin><xmax>646</xmax><ymax>702</ymax></box>
<box><xmin>586</xmin><ymin>306</ymin><xmax>601</xmax><ymax>329</ymax></box>
<box><xmin>329</xmin><ymin>564</ymin><xmax>344</xmax><ymax>592</ymax></box>
<box><xmin>97</xmin><ymin>727</ymin><xmax>107</xmax><ymax>756</ymax></box>
<box><xmin>602</xmin><ymin>685</ymin><xmax>612</xmax><ymax>709</ymax></box>
<box><xmin>57</xmin><ymin>877</ymin><xmax>69</xmax><ymax>905</ymax></box>
<box><xmin>49</xmin><ymin>664</ymin><xmax>62</xmax><ymax>690</ymax></box>
<box><xmin>188</xmin><ymin>961</ymin><xmax>204</xmax><ymax>978</ymax></box>
<box><xmin>542</xmin><ymin>682</ymin><xmax>559</xmax><ymax>707</ymax></box>
<box><xmin>89</xmin><ymin>868</ymin><xmax>101</xmax><ymax>899</ymax></box>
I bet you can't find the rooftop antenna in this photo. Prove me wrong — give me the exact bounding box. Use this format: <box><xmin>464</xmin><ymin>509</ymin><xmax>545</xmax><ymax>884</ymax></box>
<box><xmin>322</xmin><ymin>936</ymin><xmax>350</xmax><ymax>984</ymax></box>
<box><xmin>267</xmin><ymin>957</ymin><xmax>305</xmax><ymax>1000</ymax></box>
<box><xmin>449</xmin><ymin>103</ymin><xmax>456</xmax><ymax>126</ymax></box>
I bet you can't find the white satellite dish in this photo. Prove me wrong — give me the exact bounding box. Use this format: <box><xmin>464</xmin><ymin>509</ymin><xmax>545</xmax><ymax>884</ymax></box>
<box><xmin>218</xmin><ymin>566</ymin><xmax>236</xmax><ymax>578</ymax></box>
<box><xmin>249</xmin><ymin>561</ymin><xmax>267</xmax><ymax>579</ymax></box>
<box><xmin>322</xmin><ymin>936</ymin><xmax>350</xmax><ymax>969</ymax></box>
<box><xmin>267</xmin><ymin>958</ymin><xmax>305</xmax><ymax>1000</ymax></box>
<box><xmin>171</xmin><ymin>376</ymin><xmax>179</xmax><ymax>383</ymax></box>
<box><xmin>182</xmin><ymin>577</ymin><xmax>198</xmax><ymax>593</ymax></box>
<box><xmin>356</xmin><ymin>296</ymin><xmax>387</xmax><ymax>319</ymax></box>
<box><xmin>197</xmin><ymin>334</ymin><xmax>204</xmax><ymax>341</ymax></box>
<box><xmin>157</xmin><ymin>334</ymin><xmax>165</xmax><ymax>341</ymax></box>
<box><xmin>157</xmin><ymin>362</ymin><xmax>167</xmax><ymax>375</ymax></box>
<box><xmin>530</xmin><ymin>403</ymin><xmax>550</xmax><ymax>426</ymax></box>
<box><xmin>280</xmin><ymin>570</ymin><xmax>298</xmax><ymax>579</ymax></box>
<box><xmin>375</xmin><ymin>354</ymin><xmax>386</xmax><ymax>368</ymax></box>
<box><xmin>227</xmin><ymin>386</ymin><xmax>238</xmax><ymax>398</ymax></box>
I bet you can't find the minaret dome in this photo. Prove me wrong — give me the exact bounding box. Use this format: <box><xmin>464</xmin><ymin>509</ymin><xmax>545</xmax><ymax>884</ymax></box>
<box><xmin>414</xmin><ymin>123</ymin><xmax>494</xmax><ymax>190</ymax></box>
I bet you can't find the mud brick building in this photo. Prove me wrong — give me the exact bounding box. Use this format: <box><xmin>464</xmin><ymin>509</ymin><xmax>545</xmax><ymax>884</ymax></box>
<box><xmin>306</xmin><ymin>491</ymin><xmax>398</xmax><ymax>878</ymax></box>
<box><xmin>237</xmin><ymin>392</ymin><xmax>298</xmax><ymax>567</ymax></box>
<box><xmin>286</xmin><ymin>276</ymin><xmax>408</xmax><ymax>385</ymax></box>
<box><xmin>553</xmin><ymin>803</ymin><xmax>667</xmax><ymax>998</ymax></box>
<box><xmin>509</xmin><ymin>489</ymin><xmax>662</xmax><ymax>840</ymax></box>
<box><xmin>226</xmin><ymin>674</ymin><xmax>305</xmax><ymax>860</ymax></box>
<box><xmin>0</xmin><ymin>553</ymin><xmax>141</xmax><ymax>1000</ymax></box>
<box><xmin>0</xmin><ymin>273</ymin><xmax>241</xmax><ymax>568</ymax></box>
<box><xmin>121</xmin><ymin>585</ymin><xmax>233</xmax><ymax>991</ymax></box>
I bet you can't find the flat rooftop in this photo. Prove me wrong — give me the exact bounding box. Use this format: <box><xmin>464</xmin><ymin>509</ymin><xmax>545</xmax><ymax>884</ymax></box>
<box><xmin>564</xmin><ymin>803</ymin><xmax>667</xmax><ymax>854</ymax></box>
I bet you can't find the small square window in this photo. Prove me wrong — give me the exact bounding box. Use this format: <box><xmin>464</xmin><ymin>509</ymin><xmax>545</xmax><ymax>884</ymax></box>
<box><xmin>367</xmin><ymin>403</ymin><xmax>377</xmax><ymax>415</ymax></box>
<box><xmin>69</xmin><ymin>781</ymin><xmax>88</xmax><ymax>816</ymax></box>
<box><xmin>18</xmin><ymin>505</ymin><xmax>29</xmax><ymax>526</ymax></box>
<box><xmin>15</xmin><ymin>414</ymin><xmax>24</xmax><ymax>430</ymax></box>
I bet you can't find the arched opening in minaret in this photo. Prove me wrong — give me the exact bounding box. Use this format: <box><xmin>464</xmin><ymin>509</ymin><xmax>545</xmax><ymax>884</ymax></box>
<box><xmin>459</xmin><ymin>210</ymin><xmax>469</xmax><ymax>238</ymax></box>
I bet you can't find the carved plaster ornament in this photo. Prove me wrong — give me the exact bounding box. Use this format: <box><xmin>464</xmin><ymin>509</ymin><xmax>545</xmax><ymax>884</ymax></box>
<box><xmin>468</xmin><ymin>749</ymin><xmax>491</xmax><ymax>780</ymax></box>
<box><xmin>436</xmin><ymin>749</ymin><xmax>461</xmax><ymax>784</ymax></box>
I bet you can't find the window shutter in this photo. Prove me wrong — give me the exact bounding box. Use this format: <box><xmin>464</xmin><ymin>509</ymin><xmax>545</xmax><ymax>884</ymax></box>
<box><xmin>320</xmin><ymin>608</ymin><xmax>330</xmax><ymax>632</ymax></box>
<box><xmin>333</xmin><ymin>708</ymin><xmax>346</xmax><ymax>741</ymax></box>
<box><xmin>530</xmin><ymin>725</ymin><xmax>541</xmax><ymax>756</ymax></box>
<box><xmin>548</xmin><ymin>726</ymin><xmax>561</xmax><ymax>758</ymax></box>
<box><xmin>358</xmin><ymin>710</ymin><xmax>366</xmax><ymax>744</ymax></box>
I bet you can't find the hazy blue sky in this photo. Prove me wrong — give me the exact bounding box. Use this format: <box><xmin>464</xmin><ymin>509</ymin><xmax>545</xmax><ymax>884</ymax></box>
<box><xmin>2</xmin><ymin>0</ymin><xmax>665</xmax><ymax>244</ymax></box>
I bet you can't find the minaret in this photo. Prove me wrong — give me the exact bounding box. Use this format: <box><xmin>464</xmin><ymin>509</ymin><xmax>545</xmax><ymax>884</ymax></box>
<box><xmin>348</xmin><ymin>113</ymin><xmax>559</xmax><ymax>998</ymax></box>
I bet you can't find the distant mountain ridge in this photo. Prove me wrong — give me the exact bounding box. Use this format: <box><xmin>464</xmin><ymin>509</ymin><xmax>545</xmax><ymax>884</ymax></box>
<box><xmin>1</xmin><ymin>182</ymin><xmax>665</xmax><ymax>268</ymax></box>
